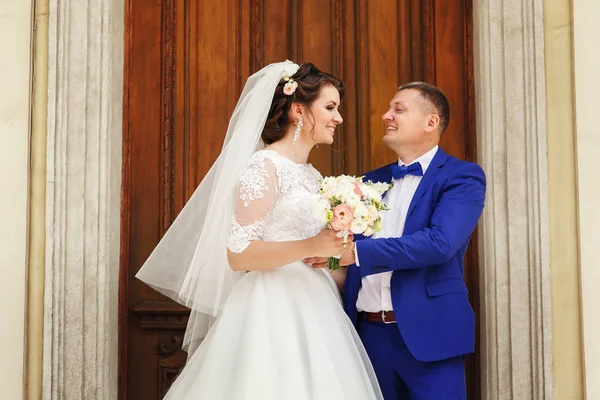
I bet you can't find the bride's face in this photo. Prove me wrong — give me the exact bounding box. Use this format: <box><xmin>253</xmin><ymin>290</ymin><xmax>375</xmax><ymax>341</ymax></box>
<box><xmin>304</xmin><ymin>85</ymin><xmax>343</xmax><ymax>145</ymax></box>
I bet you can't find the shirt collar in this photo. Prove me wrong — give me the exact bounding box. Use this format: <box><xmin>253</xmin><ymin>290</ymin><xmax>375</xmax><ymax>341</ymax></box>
<box><xmin>397</xmin><ymin>145</ymin><xmax>439</xmax><ymax>175</ymax></box>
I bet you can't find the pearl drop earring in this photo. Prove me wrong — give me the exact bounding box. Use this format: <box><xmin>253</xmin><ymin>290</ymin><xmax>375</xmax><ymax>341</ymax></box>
<box><xmin>293</xmin><ymin>117</ymin><xmax>303</xmax><ymax>145</ymax></box>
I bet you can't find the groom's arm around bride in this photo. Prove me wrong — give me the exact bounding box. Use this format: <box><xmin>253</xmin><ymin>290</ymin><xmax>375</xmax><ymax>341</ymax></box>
<box><xmin>341</xmin><ymin>82</ymin><xmax>485</xmax><ymax>400</ymax></box>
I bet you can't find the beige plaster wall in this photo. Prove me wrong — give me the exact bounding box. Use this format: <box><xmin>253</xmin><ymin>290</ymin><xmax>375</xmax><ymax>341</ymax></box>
<box><xmin>572</xmin><ymin>0</ymin><xmax>600</xmax><ymax>398</ymax></box>
<box><xmin>545</xmin><ymin>0</ymin><xmax>600</xmax><ymax>397</ymax></box>
<box><xmin>544</xmin><ymin>0</ymin><xmax>585</xmax><ymax>398</ymax></box>
<box><xmin>0</xmin><ymin>0</ymin><xmax>34</xmax><ymax>398</ymax></box>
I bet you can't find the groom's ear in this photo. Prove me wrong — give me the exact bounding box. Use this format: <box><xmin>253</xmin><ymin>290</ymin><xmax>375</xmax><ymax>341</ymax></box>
<box><xmin>424</xmin><ymin>113</ymin><xmax>440</xmax><ymax>133</ymax></box>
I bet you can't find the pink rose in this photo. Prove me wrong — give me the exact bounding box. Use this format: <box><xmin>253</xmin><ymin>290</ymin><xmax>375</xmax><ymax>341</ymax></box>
<box><xmin>283</xmin><ymin>81</ymin><xmax>298</xmax><ymax>95</ymax></box>
<box><xmin>330</xmin><ymin>204</ymin><xmax>354</xmax><ymax>231</ymax></box>
<box><xmin>353</xmin><ymin>182</ymin><xmax>364</xmax><ymax>198</ymax></box>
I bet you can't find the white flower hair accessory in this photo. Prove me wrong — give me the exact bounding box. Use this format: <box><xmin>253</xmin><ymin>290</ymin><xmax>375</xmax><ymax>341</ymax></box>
<box><xmin>282</xmin><ymin>62</ymin><xmax>300</xmax><ymax>79</ymax></box>
<box><xmin>281</xmin><ymin>62</ymin><xmax>300</xmax><ymax>96</ymax></box>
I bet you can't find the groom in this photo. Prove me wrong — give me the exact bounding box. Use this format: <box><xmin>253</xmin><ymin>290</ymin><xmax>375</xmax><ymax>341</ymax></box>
<box><xmin>341</xmin><ymin>82</ymin><xmax>486</xmax><ymax>399</ymax></box>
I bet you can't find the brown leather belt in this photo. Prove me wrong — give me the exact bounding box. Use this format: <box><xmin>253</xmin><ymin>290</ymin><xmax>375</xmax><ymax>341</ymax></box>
<box><xmin>360</xmin><ymin>311</ymin><xmax>396</xmax><ymax>324</ymax></box>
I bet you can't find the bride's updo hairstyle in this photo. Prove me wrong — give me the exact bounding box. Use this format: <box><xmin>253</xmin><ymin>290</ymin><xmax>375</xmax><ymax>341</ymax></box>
<box><xmin>262</xmin><ymin>63</ymin><xmax>344</xmax><ymax>145</ymax></box>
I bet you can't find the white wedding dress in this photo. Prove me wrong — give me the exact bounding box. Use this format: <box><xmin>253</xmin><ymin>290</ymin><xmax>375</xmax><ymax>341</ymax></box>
<box><xmin>164</xmin><ymin>149</ymin><xmax>382</xmax><ymax>399</ymax></box>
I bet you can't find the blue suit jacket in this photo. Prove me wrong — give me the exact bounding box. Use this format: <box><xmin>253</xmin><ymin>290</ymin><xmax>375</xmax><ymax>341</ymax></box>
<box><xmin>344</xmin><ymin>148</ymin><xmax>486</xmax><ymax>362</ymax></box>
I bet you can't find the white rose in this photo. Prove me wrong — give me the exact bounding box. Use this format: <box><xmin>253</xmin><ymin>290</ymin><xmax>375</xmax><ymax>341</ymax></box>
<box><xmin>351</xmin><ymin>218</ymin><xmax>367</xmax><ymax>234</ymax></box>
<box><xmin>357</xmin><ymin>182</ymin><xmax>368</xmax><ymax>195</ymax></box>
<box><xmin>341</xmin><ymin>189</ymin><xmax>360</xmax><ymax>206</ymax></box>
<box><xmin>363</xmin><ymin>226</ymin><xmax>376</xmax><ymax>237</ymax></box>
<box><xmin>322</xmin><ymin>180</ymin><xmax>338</xmax><ymax>197</ymax></box>
<box><xmin>372</xmin><ymin>182</ymin><xmax>391</xmax><ymax>195</ymax></box>
<box><xmin>354</xmin><ymin>203</ymin><xmax>369</xmax><ymax>219</ymax></box>
<box><xmin>312</xmin><ymin>196</ymin><xmax>331</xmax><ymax>222</ymax></box>
<box><xmin>334</xmin><ymin>175</ymin><xmax>353</xmax><ymax>189</ymax></box>
<box><xmin>362</xmin><ymin>186</ymin><xmax>382</xmax><ymax>202</ymax></box>
<box><xmin>366</xmin><ymin>204</ymin><xmax>378</xmax><ymax>223</ymax></box>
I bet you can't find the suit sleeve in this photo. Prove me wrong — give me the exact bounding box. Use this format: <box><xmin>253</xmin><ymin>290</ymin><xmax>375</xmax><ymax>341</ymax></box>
<box><xmin>355</xmin><ymin>163</ymin><xmax>486</xmax><ymax>276</ymax></box>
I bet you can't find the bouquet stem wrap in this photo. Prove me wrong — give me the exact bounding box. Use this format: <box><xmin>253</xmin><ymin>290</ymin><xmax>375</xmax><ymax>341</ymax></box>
<box><xmin>328</xmin><ymin>229</ymin><xmax>349</xmax><ymax>271</ymax></box>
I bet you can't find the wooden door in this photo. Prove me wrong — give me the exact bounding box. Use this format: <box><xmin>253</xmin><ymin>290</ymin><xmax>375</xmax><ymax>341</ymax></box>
<box><xmin>120</xmin><ymin>1</ymin><xmax>478</xmax><ymax>399</ymax></box>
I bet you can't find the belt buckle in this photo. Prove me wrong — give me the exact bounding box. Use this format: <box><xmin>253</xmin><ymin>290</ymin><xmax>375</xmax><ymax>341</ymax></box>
<box><xmin>381</xmin><ymin>311</ymin><xmax>394</xmax><ymax>324</ymax></box>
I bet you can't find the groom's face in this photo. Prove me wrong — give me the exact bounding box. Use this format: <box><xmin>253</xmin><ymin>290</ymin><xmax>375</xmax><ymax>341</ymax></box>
<box><xmin>382</xmin><ymin>89</ymin><xmax>432</xmax><ymax>151</ymax></box>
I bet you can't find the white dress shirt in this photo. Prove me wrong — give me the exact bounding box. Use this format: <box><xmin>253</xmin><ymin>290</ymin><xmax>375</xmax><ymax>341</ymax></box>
<box><xmin>356</xmin><ymin>146</ymin><xmax>439</xmax><ymax>312</ymax></box>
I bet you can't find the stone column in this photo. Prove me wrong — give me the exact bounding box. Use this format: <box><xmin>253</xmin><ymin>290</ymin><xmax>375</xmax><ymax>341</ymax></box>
<box><xmin>473</xmin><ymin>0</ymin><xmax>553</xmax><ymax>399</ymax></box>
<box><xmin>43</xmin><ymin>0</ymin><xmax>124</xmax><ymax>398</ymax></box>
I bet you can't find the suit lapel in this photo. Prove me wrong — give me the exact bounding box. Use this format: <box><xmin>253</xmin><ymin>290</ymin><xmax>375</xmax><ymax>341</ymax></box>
<box><xmin>406</xmin><ymin>147</ymin><xmax>448</xmax><ymax>218</ymax></box>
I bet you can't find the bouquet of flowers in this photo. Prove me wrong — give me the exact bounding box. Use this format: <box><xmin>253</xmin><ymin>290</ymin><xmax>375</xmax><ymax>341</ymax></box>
<box><xmin>313</xmin><ymin>175</ymin><xmax>392</xmax><ymax>270</ymax></box>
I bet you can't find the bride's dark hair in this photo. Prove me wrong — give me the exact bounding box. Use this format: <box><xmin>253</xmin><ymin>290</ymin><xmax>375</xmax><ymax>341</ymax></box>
<box><xmin>262</xmin><ymin>63</ymin><xmax>344</xmax><ymax>145</ymax></box>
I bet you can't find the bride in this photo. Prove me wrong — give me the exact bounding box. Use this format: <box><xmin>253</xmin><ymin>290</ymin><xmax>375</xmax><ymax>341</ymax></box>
<box><xmin>136</xmin><ymin>60</ymin><xmax>383</xmax><ymax>399</ymax></box>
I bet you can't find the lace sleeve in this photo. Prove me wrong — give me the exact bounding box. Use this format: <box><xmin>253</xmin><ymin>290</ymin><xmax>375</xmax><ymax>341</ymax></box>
<box><xmin>227</xmin><ymin>156</ymin><xmax>278</xmax><ymax>253</ymax></box>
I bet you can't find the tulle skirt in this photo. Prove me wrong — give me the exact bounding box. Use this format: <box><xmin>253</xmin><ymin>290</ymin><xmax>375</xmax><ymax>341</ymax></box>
<box><xmin>164</xmin><ymin>261</ymin><xmax>382</xmax><ymax>399</ymax></box>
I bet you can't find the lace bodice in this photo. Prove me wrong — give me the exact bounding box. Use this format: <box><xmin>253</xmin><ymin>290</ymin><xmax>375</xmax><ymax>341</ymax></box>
<box><xmin>227</xmin><ymin>150</ymin><xmax>325</xmax><ymax>253</ymax></box>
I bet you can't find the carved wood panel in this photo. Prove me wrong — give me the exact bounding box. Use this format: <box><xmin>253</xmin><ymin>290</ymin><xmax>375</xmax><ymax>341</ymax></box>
<box><xmin>121</xmin><ymin>1</ymin><xmax>478</xmax><ymax>398</ymax></box>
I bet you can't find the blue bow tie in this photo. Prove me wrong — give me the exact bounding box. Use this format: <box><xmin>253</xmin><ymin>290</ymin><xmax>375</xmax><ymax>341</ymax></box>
<box><xmin>390</xmin><ymin>162</ymin><xmax>423</xmax><ymax>180</ymax></box>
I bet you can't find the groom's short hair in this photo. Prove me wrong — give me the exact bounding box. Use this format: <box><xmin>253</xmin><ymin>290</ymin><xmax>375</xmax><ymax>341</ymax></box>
<box><xmin>397</xmin><ymin>82</ymin><xmax>450</xmax><ymax>135</ymax></box>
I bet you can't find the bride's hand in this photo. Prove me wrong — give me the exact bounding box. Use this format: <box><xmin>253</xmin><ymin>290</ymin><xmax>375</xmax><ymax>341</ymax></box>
<box><xmin>304</xmin><ymin>241</ymin><xmax>356</xmax><ymax>269</ymax></box>
<box><xmin>303</xmin><ymin>256</ymin><xmax>328</xmax><ymax>268</ymax></box>
<box><xmin>307</xmin><ymin>229</ymin><xmax>353</xmax><ymax>258</ymax></box>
